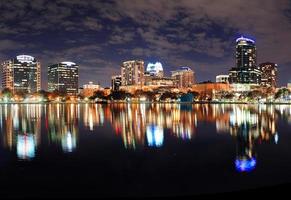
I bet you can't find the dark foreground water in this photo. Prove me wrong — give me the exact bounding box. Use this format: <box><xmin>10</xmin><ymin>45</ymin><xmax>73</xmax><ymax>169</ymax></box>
<box><xmin>0</xmin><ymin>103</ymin><xmax>290</xmax><ymax>197</ymax></box>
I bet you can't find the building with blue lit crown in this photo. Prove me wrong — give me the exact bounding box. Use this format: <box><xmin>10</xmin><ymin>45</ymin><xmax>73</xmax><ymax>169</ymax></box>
<box><xmin>229</xmin><ymin>36</ymin><xmax>261</xmax><ymax>84</ymax></box>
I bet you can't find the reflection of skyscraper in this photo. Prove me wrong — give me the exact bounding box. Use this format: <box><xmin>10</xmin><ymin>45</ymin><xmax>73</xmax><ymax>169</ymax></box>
<box><xmin>0</xmin><ymin>104</ymin><xmax>42</xmax><ymax>160</ymax></box>
<box><xmin>17</xmin><ymin>134</ymin><xmax>36</xmax><ymax>160</ymax></box>
<box><xmin>227</xmin><ymin>105</ymin><xmax>278</xmax><ymax>172</ymax></box>
<box><xmin>146</xmin><ymin>125</ymin><xmax>164</xmax><ymax>147</ymax></box>
<box><xmin>234</xmin><ymin>123</ymin><xmax>257</xmax><ymax>172</ymax></box>
<box><xmin>61</xmin><ymin>131</ymin><xmax>76</xmax><ymax>153</ymax></box>
<box><xmin>46</xmin><ymin>104</ymin><xmax>78</xmax><ymax>153</ymax></box>
<box><xmin>83</xmin><ymin>104</ymin><xmax>104</xmax><ymax>130</ymax></box>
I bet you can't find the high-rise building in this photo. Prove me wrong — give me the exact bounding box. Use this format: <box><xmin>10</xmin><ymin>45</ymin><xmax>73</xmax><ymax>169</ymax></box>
<box><xmin>48</xmin><ymin>62</ymin><xmax>79</xmax><ymax>95</ymax></box>
<box><xmin>259</xmin><ymin>62</ymin><xmax>278</xmax><ymax>88</ymax></box>
<box><xmin>121</xmin><ymin>60</ymin><xmax>144</xmax><ymax>86</ymax></box>
<box><xmin>1</xmin><ymin>55</ymin><xmax>41</xmax><ymax>93</ymax></box>
<box><xmin>288</xmin><ymin>83</ymin><xmax>291</xmax><ymax>90</ymax></box>
<box><xmin>111</xmin><ymin>75</ymin><xmax>122</xmax><ymax>91</ymax></box>
<box><xmin>216</xmin><ymin>75</ymin><xmax>229</xmax><ymax>83</ymax></box>
<box><xmin>171</xmin><ymin>67</ymin><xmax>195</xmax><ymax>88</ymax></box>
<box><xmin>229</xmin><ymin>36</ymin><xmax>261</xmax><ymax>84</ymax></box>
<box><xmin>146</xmin><ymin>62</ymin><xmax>164</xmax><ymax>78</ymax></box>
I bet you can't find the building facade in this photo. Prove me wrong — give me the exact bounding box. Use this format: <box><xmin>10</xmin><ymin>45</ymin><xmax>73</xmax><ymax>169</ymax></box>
<box><xmin>81</xmin><ymin>81</ymin><xmax>100</xmax><ymax>97</ymax></box>
<box><xmin>171</xmin><ymin>67</ymin><xmax>195</xmax><ymax>88</ymax></box>
<box><xmin>1</xmin><ymin>55</ymin><xmax>41</xmax><ymax>93</ymax></box>
<box><xmin>146</xmin><ymin>62</ymin><xmax>164</xmax><ymax>78</ymax></box>
<box><xmin>121</xmin><ymin>60</ymin><xmax>144</xmax><ymax>86</ymax></box>
<box><xmin>48</xmin><ymin>62</ymin><xmax>79</xmax><ymax>96</ymax></box>
<box><xmin>216</xmin><ymin>75</ymin><xmax>229</xmax><ymax>83</ymax></box>
<box><xmin>229</xmin><ymin>37</ymin><xmax>261</xmax><ymax>84</ymax></box>
<box><xmin>144</xmin><ymin>77</ymin><xmax>175</xmax><ymax>87</ymax></box>
<box><xmin>192</xmin><ymin>82</ymin><xmax>230</xmax><ymax>99</ymax></box>
<box><xmin>111</xmin><ymin>75</ymin><xmax>122</xmax><ymax>91</ymax></box>
<box><xmin>259</xmin><ymin>62</ymin><xmax>278</xmax><ymax>88</ymax></box>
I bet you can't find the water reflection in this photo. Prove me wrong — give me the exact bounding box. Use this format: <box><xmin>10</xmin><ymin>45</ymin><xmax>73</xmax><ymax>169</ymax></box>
<box><xmin>0</xmin><ymin>103</ymin><xmax>289</xmax><ymax>173</ymax></box>
<box><xmin>146</xmin><ymin>125</ymin><xmax>164</xmax><ymax>147</ymax></box>
<box><xmin>0</xmin><ymin>104</ymin><xmax>41</xmax><ymax>160</ymax></box>
<box><xmin>46</xmin><ymin>104</ymin><xmax>78</xmax><ymax>153</ymax></box>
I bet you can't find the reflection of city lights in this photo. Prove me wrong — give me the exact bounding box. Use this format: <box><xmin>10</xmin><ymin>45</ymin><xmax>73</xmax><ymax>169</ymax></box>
<box><xmin>17</xmin><ymin>134</ymin><xmax>36</xmax><ymax>160</ymax></box>
<box><xmin>146</xmin><ymin>125</ymin><xmax>164</xmax><ymax>147</ymax></box>
<box><xmin>275</xmin><ymin>133</ymin><xmax>279</xmax><ymax>144</ymax></box>
<box><xmin>230</xmin><ymin>108</ymin><xmax>257</xmax><ymax>126</ymax></box>
<box><xmin>67</xmin><ymin>133</ymin><xmax>73</xmax><ymax>151</ymax></box>
<box><xmin>62</xmin><ymin>132</ymin><xmax>76</xmax><ymax>153</ymax></box>
<box><xmin>235</xmin><ymin>158</ymin><xmax>256</xmax><ymax>172</ymax></box>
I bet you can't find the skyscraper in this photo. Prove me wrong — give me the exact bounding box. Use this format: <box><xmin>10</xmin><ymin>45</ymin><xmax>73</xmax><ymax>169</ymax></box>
<box><xmin>48</xmin><ymin>62</ymin><xmax>79</xmax><ymax>96</ymax></box>
<box><xmin>171</xmin><ymin>67</ymin><xmax>195</xmax><ymax>88</ymax></box>
<box><xmin>1</xmin><ymin>55</ymin><xmax>41</xmax><ymax>93</ymax></box>
<box><xmin>111</xmin><ymin>75</ymin><xmax>122</xmax><ymax>91</ymax></box>
<box><xmin>259</xmin><ymin>62</ymin><xmax>278</xmax><ymax>88</ymax></box>
<box><xmin>121</xmin><ymin>60</ymin><xmax>144</xmax><ymax>86</ymax></box>
<box><xmin>146</xmin><ymin>62</ymin><xmax>164</xmax><ymax>78</ymax></box>
<box><xmin>229</xmin><ymin>36</ymin><xmax>261</xmax><ymax>84</ymax></box>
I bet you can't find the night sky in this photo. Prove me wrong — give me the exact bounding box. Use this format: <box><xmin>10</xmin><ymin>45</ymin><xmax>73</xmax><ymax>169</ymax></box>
<box><xmin>0</xmin><ymin>0</ymin><xmax>291</xmax><ymax>88</ymax></box>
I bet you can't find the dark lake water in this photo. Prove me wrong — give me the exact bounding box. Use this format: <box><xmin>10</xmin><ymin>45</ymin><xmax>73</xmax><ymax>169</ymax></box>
<box><xmin>0</xmin><ymin>103</ymin><xmax>290</xmax><ymax>197</ymax></box>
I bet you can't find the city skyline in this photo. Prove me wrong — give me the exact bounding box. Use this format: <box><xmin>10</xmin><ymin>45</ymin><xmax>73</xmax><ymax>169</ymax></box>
<box><xmin>0</xmin><ymin>37</ymin><xmax>282</xmax><ymax>92</ymax></box>
<box><xmin>0</xmin><ymin>0</ymin><xmax>291</xmax><ymax>88</ymax></box>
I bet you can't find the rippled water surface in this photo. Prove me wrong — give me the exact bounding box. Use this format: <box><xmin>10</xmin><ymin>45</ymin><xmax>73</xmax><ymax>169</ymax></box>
<box><xmin>0</xmin><ymin>103</ymin><xmax>290</xmax><ymax>197</ymax></box>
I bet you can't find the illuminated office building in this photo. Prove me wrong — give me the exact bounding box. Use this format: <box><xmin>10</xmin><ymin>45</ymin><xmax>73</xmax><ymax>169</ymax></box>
<box><xmin>216</xmin><ymin>75</ymin><xmax>229</xmax><ymax>83</ymax></box>
<box><xmin>259</xmin><ymin>62</ymin><xmax>278</xmax><ymax>88</ymax></box>
<box><xmin>111</xmin><ymin>75</ymin><xmax>122</xmax><ymax>91</ymax></box>
<box><xmin>146</xmin><ymin>62</ymin><xmax>164</xmax><ymax>78</ymax></box>
<box><xmin>229</xmin><ymin>36</ymin><xmax>261</xmax><ymax>84</ymax></box>
<box><xmin>171</xmin><ymin>67</ymin><xmax>195</xmax><ymax>88</ymax></box>
<box><xmin>1</xmin><ymin>55</ymin><xmax>41</xmax><ymax>93</ymax></box>
<box><xmin>121</xmin><ymin>60</ymin><xmax>144</xmax><ymax>86</ymax></box>
<box><xmin>48</xmin><ymin>62</ymin><xmax>79</xmax><ymax>95</ymax></box>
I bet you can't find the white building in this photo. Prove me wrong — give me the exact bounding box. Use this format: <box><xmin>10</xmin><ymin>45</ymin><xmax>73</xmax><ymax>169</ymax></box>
<box><xmin>216</xmin><ymin>75</ymin><xmax>229</xmax><ymax>83</ymax></box>
<box><xmin>146</xmin><ymin>62</ymin><xmax>164</xmax><ymax>78</ymax></box>
<box><xmin>121</xmin><ymin>60</ymin><xmax>144</xmax><ymax>86</ymax></box>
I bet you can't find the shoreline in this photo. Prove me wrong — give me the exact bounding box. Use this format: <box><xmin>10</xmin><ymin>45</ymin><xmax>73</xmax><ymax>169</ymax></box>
<box><xmin>0</xmin><ymin>101</ymin><xmax>290</xmax><ymax>105</ymax></box>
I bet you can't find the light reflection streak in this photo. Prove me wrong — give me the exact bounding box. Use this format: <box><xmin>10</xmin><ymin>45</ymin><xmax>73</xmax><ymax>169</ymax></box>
<box><xmin>0</xmin><ymin>103</ymin><xmax>289</xmax><ymax>171</ymax></box>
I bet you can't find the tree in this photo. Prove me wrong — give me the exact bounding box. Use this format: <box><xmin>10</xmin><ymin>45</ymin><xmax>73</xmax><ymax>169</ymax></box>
<box><xmin>160</xmin><ymin>91</ymin><xmax>178</xmax><ymax>101</ymax></box>
<box><xmin>52</xmin><ymin>89</ymin><xmax>66</xmax><ymax>98</ymax></box>
<box><xmin>223</xmin><ymin>92</ymin><xmax>235</xmax><ymax>100</ymax></box>
<box><xmin>275</xmin><ymin>88</ymin><xmax>290</xmax><ymax>100</ymax></box>
<box><xmin>143</xmin><ymin>91</ymin><xmax>156</xmax><ymax>101</ymax></box>
<box><xmin>1</xmin><ymin>88</ymin><xmax>13</xmax><ymax>99</ymax></box>
<box><xmin>188</xmin><ymin>91</ymin><xmax>200</xmax><ymax>100</ymax></box>
<box><xmin>246</xmin><ymin>90</ymin><xmax>264</xmax><ymax>101</ymax></box>
<box><xmin>91</xmin><ymin>90</ymin><xmax>106</xmax><ymax>100</ymax></box>
<box><xmin>110</xmin><ymin>90</ymin><xmax>131</xmax><ymax>100</ymax></box>
<box><xmin>133</xmin><ymin>89</ymin><xmax>143</xmax><ymax>98</ymax></box>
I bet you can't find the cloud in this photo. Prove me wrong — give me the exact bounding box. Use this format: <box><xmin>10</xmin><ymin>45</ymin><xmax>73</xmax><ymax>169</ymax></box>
<box><xmin>83</xmin><ymin>17</ymin><xmax>103</xmax><ymax>31</ymax></box>
<box><xmin>0</xmin><ymin>0</ymin><xmax>291</xmax><ymax>86</ymax></box>
<box><xmin>0</xmin><ymin>40</ymin><xmax>25</xmax><ymax>51</ymax></box>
